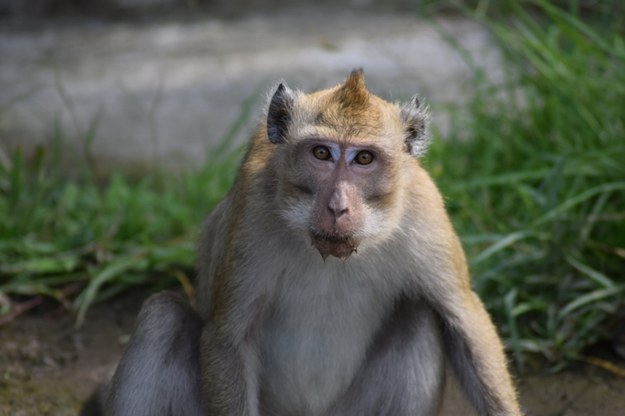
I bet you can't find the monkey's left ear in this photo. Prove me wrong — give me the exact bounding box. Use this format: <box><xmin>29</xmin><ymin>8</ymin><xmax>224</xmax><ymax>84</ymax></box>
<box><xmin>400</xmin><ymin>95</ymin><xmax>429</xmax><ymax>157</ymax></box>
<box><xmin>267</xmin><ymin>83</ymin><xmax>296</xmax><ymax>144</ymax></box>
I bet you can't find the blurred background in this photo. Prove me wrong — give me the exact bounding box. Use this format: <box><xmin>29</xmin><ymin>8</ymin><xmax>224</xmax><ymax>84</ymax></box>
<box><xmin>1</xmin><ymin>1</ymin><xmax>624</xmax><ymax>415</ymax></box>
<box><xmin>0</xmin><ymin>0</ymin><xmax>501</xmax><ymax>172</ymax></box>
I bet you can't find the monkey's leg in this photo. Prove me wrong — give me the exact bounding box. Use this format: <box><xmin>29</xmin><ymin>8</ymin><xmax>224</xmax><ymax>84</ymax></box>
<box><xmin>327</xmin><ymin>300</ymin><xmax>446</xmax><ymax>416</ymax></box>
<box><xmin>105</xmin><ymin>291</ymin><xmax>204</xmax><ymax>416</ymax></box>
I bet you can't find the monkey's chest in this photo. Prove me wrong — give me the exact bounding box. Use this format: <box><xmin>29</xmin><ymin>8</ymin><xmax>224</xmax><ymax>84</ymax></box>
<box><xmin>258</xmin><ymin>270</ymin><xmax>389</xmax><ymax>415</ymax></box>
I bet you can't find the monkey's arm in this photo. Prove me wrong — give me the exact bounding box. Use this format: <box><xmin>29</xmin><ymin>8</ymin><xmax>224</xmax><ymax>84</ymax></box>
<box><xmin>196</xmin><ymin>198</ymin><xmax>230</xmax><ymax>319</ymax></box>
<box><xmin>199</xmin><ymin>238</ymin><xmax>275</xmax><ymax>415</ymax></box>
<box><xmin>404</xmin><ymin>169</ymin><xmax>521</xmax><ymax>416</ymax></box>
<box><xmin>198</xmin><ymin>253</ymin><xmax>268</xmax><ymax>416</ymax></box>
<box><xmin>429</xmin><ymin>241</ymin><xmax>522</xmax><ymax>416</ymax></box>
<box><xmin>197</xmin><ymin>184</ymin><xmax>280</xmax><ymax>416</ymax></box>
<box><xmin>440</xmin><ymin>291</ymin><xmax>520</xmax><ymax>416</ymax></box>
<box><xmin>200</xmin><ymin>320</ymin><xmax>261</xmax><ymax>416</ymax></box>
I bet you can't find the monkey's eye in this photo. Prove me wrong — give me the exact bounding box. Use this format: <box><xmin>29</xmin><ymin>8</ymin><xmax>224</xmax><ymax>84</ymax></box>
<box><xmin>354</xmin><ymin>151</ymin><xmax>374</xmax><ymax>165</ymax></box>
<box><xmin>312</xmin><ymin>146</ymin><xmax>332</xmax><ymax>161</ymax></box>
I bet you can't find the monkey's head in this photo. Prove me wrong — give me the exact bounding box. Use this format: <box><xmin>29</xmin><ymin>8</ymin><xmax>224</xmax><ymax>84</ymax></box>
<box><xmin>265</xmin><ymin>69</ymin><xmax>429</xmax><ymax>260</ymax></box>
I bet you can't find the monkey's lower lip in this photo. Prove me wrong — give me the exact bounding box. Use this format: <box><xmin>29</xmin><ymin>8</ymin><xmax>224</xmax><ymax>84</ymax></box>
<box><xmin>309</xmin><ymin>232</ymin><xmax>360</xmax><ymax>260</ymax></box>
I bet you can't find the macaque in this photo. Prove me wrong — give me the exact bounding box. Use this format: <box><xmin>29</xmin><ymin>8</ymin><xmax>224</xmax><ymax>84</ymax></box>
<box><xmin>84</xmin><ymin>69</ymin><xmax>521</xmax><ymax>416</ymax></box>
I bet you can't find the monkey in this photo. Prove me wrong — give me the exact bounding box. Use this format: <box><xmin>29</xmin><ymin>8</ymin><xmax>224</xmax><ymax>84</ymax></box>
<box><xmin>84</xmin><ymin>69</ymin><xmax>522</xmax><ymax>416</ymax></box>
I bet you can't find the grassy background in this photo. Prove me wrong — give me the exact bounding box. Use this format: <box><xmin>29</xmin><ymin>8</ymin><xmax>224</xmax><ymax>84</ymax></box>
<box><xmin>0</xmin><ymin>112</ymin><xmax>247</xmax><ymax>326</ymax></box>
<box><xmin>1</xmin><ymin>0</ymin><xmax>624</xmax><ymax>369</ymax></box>
<box><xmin>426</xmin><ymin>0</ymin><xmax>625</xmax><ymax>368</ymax></box>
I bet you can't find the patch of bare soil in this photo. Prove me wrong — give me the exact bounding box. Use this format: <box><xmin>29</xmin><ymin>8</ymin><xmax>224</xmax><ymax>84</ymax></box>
<box><xmin>1</xmin><ymin>292</ymin><xmax>624</xmax><ymax>416</ymax></box>
<box><xmin>0</xmin><ymin>293</ymin><xmax>144</xmax><ymax>416</ymax></box>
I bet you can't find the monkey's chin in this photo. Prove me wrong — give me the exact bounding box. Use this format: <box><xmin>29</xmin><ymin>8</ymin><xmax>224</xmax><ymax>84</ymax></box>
<box><xmin>309</xmin><ymin>232</ymin><xmax>360</xmax><ymax>261</ymax></box>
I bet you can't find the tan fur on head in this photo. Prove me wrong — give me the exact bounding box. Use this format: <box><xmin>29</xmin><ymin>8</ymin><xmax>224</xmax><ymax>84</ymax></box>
<box><xmin>307</xmin><ymin>69</ymin><xmax>383</xmax><ymax>140</ymax></box>
<box><xmin>334</xmin><ymin>69</ymin><xmax>369</xmax><ymax>112</ymax></box>
<box><xmin>265</xmin><ymin>69</ymin><xmax>430</xmax><ymax>159</ymax></box>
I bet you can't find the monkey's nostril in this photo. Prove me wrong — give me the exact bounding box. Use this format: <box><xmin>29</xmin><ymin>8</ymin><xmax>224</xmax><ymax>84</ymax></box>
<box><xmin>328</xmin><ymin>204</ymin><xmax>349</xmax><ymax>218</ymax></box>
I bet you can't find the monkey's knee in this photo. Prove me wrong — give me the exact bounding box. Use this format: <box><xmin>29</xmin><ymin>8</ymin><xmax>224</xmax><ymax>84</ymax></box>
<box><xmin>118</xmin><ymin>291</ymin><xmax>203</xmax><ymax>366</ymax></box>
<box><xmin>106</xmin><ymin>292</ymin><xmax>205</xmax><ymax>416</ymax></box>
<box><xmin>135</xmin><ymin>291</ymin><xmax>201</xmax><ymax>335</ymax></box>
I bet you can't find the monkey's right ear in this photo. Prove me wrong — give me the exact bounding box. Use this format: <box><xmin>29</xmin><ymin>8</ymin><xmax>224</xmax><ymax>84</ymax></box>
<box><xmin>267</xmin><ymin>83</ymin><xmax>295</xmax><ymax>144</ymax></box>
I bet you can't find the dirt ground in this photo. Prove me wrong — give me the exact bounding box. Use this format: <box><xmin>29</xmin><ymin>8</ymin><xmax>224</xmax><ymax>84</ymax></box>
<box><xmin>1</xmin><ymin>292</ymin><xmax>624</xmax><ymax>416</ymax></box>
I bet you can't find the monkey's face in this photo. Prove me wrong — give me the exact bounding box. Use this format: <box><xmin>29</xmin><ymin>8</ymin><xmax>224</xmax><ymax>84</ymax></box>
<box><xmin>275</xmin><ymin>106</ymin><xmax>408</xmax><ymax>261</ymax></box>
<box><xmin>282</xmin><ymin>137</ymin><xmax>401</xmax><ymax>260</ymax></box>
<box><xmin>267</xmin><ymin>70</ymin><xmax>428</xmax><ymax>260</ymax></box>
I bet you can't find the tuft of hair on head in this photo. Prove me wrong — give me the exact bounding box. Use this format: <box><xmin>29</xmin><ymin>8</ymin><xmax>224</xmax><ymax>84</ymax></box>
<box><xmin>400</xmin><ymin>95</ymin><xmax>430</xmax><ymax>157</ymax></box>
<box><xmin>266</xmin><ymin>82</ymin><xmax>297</xmax><ymax>144</ymax></box>
<box><xmin>334</xmin><ymin>68</ymin><xmax>370</xmax><ymax>112</ymax></box>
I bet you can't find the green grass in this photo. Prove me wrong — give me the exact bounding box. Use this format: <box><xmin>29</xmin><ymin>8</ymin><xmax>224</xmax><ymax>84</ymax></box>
<box><xmin>425</xmin><ymin>0</ymin><xmax>625</xmax><ymax>368</ymax></box>
<box><xmin>0</xmin><ymin>109</ymin><xmax>248</xmax><ymax>326</ymax></box>
<box><xmin>1</xmin><ymin>0</ymin><xmax>624</xmax><ymax>369</ymax></box>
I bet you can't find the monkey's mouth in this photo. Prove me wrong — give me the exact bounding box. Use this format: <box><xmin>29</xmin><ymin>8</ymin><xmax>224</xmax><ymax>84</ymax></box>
<box><xmin>309</xmin><ymin>230</ymin><xmax>361</xmax><ymax>260</ymax></box>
